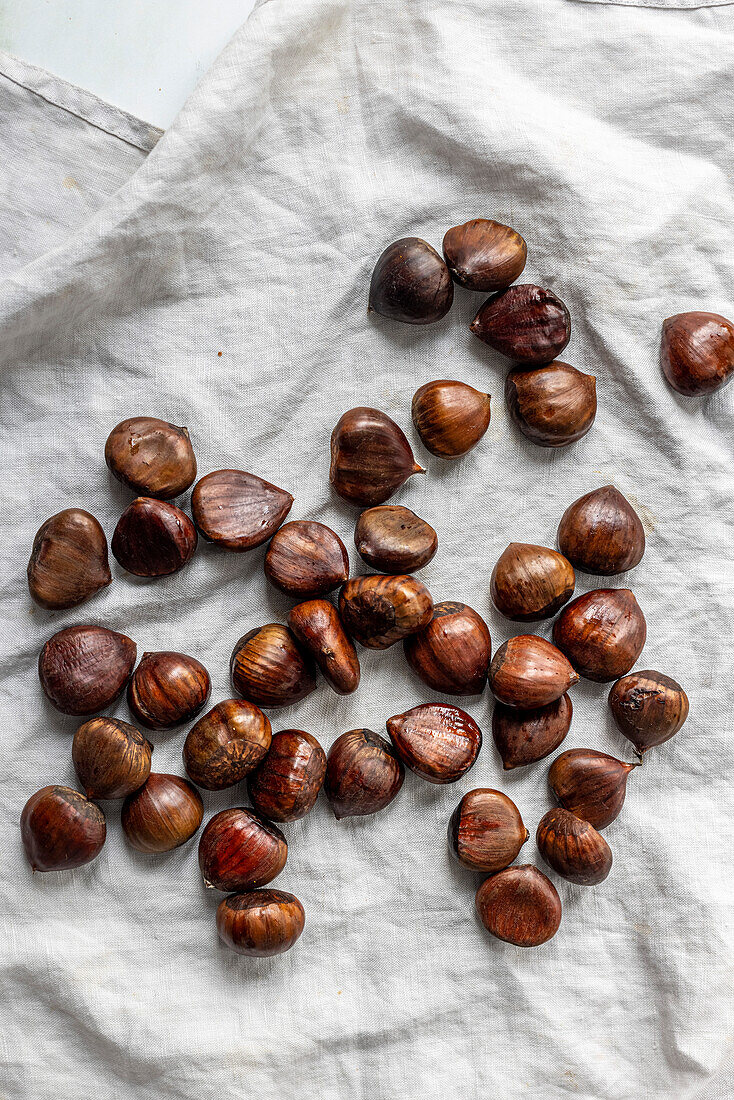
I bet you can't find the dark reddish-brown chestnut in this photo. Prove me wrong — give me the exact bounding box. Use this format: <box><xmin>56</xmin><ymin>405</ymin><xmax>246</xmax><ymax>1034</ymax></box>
<box><xmin>72</xmin><ymin>717</ymin><xmax>152</xmax><ymax>800</ymax></box>
<box><xmin>609</xmin><ymin>670</ymin><xmax>689</xmax><ymax>754</ymax></box>
<box><xmin>386</xmin><ymin>703</ymin><xmax>481</xmax><ymax>784</ymax></box>
<box><xmin>443</xmin><ymin>219</ymin><xmax>527</xmax><ymax>292</ymax></box>
<box><xmin>216</xmin><ymin>890</ymin><xmax>305</xmax><ymax>957</ymax></box>
<box><xmin>121</xmin><ymin>773</ymin><xmax>203</xmax><ymax>852</ymax></box>
<box><xmin>660</xmin><ymin>311</ymin><xmax>734</xmax><ymax>396</ymax></box>
<box><xmin>411</xmin><ymin>380</ymin><xmax>491</xmax><ymax>459</ymax></box>
<box><xmin>329</xmin><ymin>407</ymin><xmax>424</xmax><ymax>507</ymax></box>
<box><xmin>264</xmin><ymin>520</ymin><xmax>349</xmax><ymax>598</ymax></box>
<box><xmin>191</xmin><ymin>469</ymin><xmax>293</xmax><ymax>551</ymax></box>
<box><xmin>27</xmin><ymin>508</ymin><xmax>111</xmax><ymax>610</ymax></box>
<box><xmin>368</xmin><ymin>237</ymin><xmax>453</xmax><ymax>325</ymax></box>
<box><xmin>505</xmin><ymin>361</ymin><xmax>596</xmax><ymax>448</ymax></box>
<box><xmin>38</xmin><ymin>624</ymin><xmax>137</xmax><ymax>715</ymax></box>
<box><xmin>404</xmin><ymin>601</ymin><xmax>491</xmax><ymax>696</ymax></box>
<box><xmin>492</xmin><ymin>694</ymin><xmax>572</xmax><ymax>770</ymax></box>
<box><xmin>354</xmin><ymin>506</ymin><xmax>438</xmax><ymax>574</ymax></box>
<box><xmin>471</xmin><ymin>284</ymin><xmax>571</xmax><ymax>365</ymax></box>
<box><xmin>127</xmin><ymin>651</ymin><xmax>211</xmax><ymax>730</ymax></box>
<box><xmin>557</xmin><ymin>485</ymin><xmax>645</xmax><ymax>575</ymax></box>
<box><xmin>475</xmin><ymin>865</ymin><xmax>562</xmax><ymax>947</ymax></box>
<box><xmin>287</xmin><ymin>600</ymin><xmax>360</xmax><ymax>695</ymax></box>
<box><xmin>248</xmin><ymin>730</ymin><xmax>326</xmax><ymax>822</ymax></box>
<box><xmin>491</xmin><ymin>543</ymin><xmax>575</xmax><ymax>622</ymax></box>
<box><xmin>183</xmin><ymin>699</ymin><xmax>272</xmax><ymax>791</ymax></box>
<box><xmin>198</xmin><ymin>807</ymin><xmax>287</xmax><ymax>892</ymax></box>
<box><xmin>339</xmin><ymin>574</ymin><xmax>433</xmax><ymax>649</ymax></box>
<box><xmin>489</xmin><ymin>635</ymin><xmax>578</xmax><ymax>708</ymax></box>
<box><xmin>536</xmin><ymin>807</ymin><xmax>612</xmax><ymax>885</ymax></box>
<box><xmin>549</xmin><ymin>748</ymin><xmax>637</xmax><ymax>830</ymax></box>
<box><xmin>21</xmin><ymin>785</ymin><xmax>106</xmax><ymax>871</ymax></box>
<box><xmin>324</xmin><ymin>730</ymin><xmax>404</xmax><ymax>820</ymax></box>
<box><xmin>230</xmin><ymin>625</ymin><xmax>317</xmax><ymax>708</ymax></box>
<box><xmin>553</xmin><ymin>588</ymin><xmax>646</xmax><ymax>683</ymax></box>
<box><xmin>448</xmin><ymin>788</ymin><xmax>528</xmax><ymax>873</ymax></box>
<box><xmin>112</xmin><ymin>497</ymin><xmax>197</xmax><ymax>576</ymax></box>
<box><xmin>105</xmin><ymin>416</ymin><xmax>197</xmax><ymax>499</ymax></box>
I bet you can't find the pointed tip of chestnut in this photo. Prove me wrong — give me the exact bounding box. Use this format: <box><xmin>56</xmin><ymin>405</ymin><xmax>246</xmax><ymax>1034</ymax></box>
<box><xmin>660</xmin><ymin>310</ymin><xmax>734</xmax><ymax>395</ymax></box>
<box><xmin>368</xmin><ymin>237</ymin><xmax>453</xmax><ymax>325</ymax></box>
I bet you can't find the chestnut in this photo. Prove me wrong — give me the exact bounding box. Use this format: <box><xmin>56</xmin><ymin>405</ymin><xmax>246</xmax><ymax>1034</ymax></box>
<box><xmin>287</xmin><ymin>600</ymin><xmax>360</xmax><ymax>695</ymax></box>
<box><xmin>490</xmin><ymin>543</ymin><xmax>575</xmax><ymax>622</ymax></box>
<box><xmin>38</xmin><ymin>624</ymin><xmax>137</xmax><ymax>715</ymax></box>
<box><xmin>368</xmin><ymin>237</ymin><xmax>453</xmax><ymax>324</ymax></box>
<box><xmin>339</xmin><ymin>574</ymin><xmax>433</xmax><ymax>649</ymax></box>
<box><xmin>442</xmin><ymin>219</ymin><xmax>527</xmax><ymax>292</ymax></box>
<box><xmin>505</xmin><ymin>361</ymin><xmax>596</xmax><ymax>448</ymax></box>
<box><xmin>609</xmin><ymin>670</ymin><xmax>689</xmax><ymax>754</ymax></box>
<box><xmin>121</xmin><ymin>773</ymin><xmax>203</xmax><ymax>852</ymax></box>
<box><xmin>191</xmin><ymin>469</ymin><xmax>293</xmax><ymax>551</ymax></box>
<box><xmin>21</xmin><ymin>785</ymin><xmax>106</xmax><ymax>871</ymax></box>
<box><xmin>536</xmin><ymin>807</ymin><xmax>612</xmax><ymax>886</ymax></box>
<box><xmin>489</xmin><ymin>635</ymin><xmax>578</xmax><ymax>708</ymax></box>
<box><xmin>264</xmin><ymin>520</ymin><xmax>349</xmax><ymax>598</ymax></box>
<box><xmin>184</xmin><ymin>699</ymin><xmax>272</xmax><ymax>790</ymax></box>
<box><xmin>248</xmin><ymin>729</ymin><xmax>326</xmax><ymax>822</ymax></box>
<box><xmin>324</xmin><ymin>729</ymin><xmax>404</xmax><ymax>819</ymax></box>
<box><xmin>216</xmin><ymin>890</ymin><xmax>305</xmax><ymax>957</ymax></box>
<box><xmin>198</xmin><ymin>807</ymin><xmax>287</xmax><ymax>892</ymax></box>
<box><xmin>329</xmin><ymin>407</ymin><xmax>424</xmax><ymax>507</ymax></box>
<box><xmin>354</xmin><ymin>505</ymin><xmax>437</xmax><ymax>574</ymax></box>
<box><xmin>471</xmin><ymin>284</ymin><xmax>571</xmax><ymax>364</ymax></box>
<box><xmin>112</xmin><ymin>497</ymin><xmax>197</xmax><ymax>576</ymax></box>
<box><xmin>660</xmin><ymin>311</ymin><xmax>734</xmax><ymax>396</ymax></box>
<box><xmin>475</xmin><ymin>865</ymin><xmax>561</xmax><ymax>948</ymax></box>
<box><xmin>492</xmin><ymin>694</ymin><xmax>572</xmax><ymax>770</ymax></box>
<box><xmin>27</xmin><ymin>508</ymin><xmax>111</xmax><ymax>610</ymax></box>
<box><xmin>387</xmin><ymin>702</ymin><xmax>481</xmax><ymax>784</ymax></box>
<box><xmin>448</xmin><ymin>789</ymin><xmax>528</xmax><ymax>873</ymax></box>
<box><xmin>548</xmin><ymin>748</ymin><xmax>637</xmax><ymax>830</ymax></box>
<box><xmin>557</xmin><ymin>485</ymin><xmax>645</xmax><ymax>575</ymax></box>
<box><xmin>105</xmin><ymin>416</ymin><xmax>197</xmax><ymax>499</ymax></box>
<box><xmin>72</xmin><ymin>717</ymin><xmax>152</xmax><ymax>800</ymax></box>
<box><xmin>230</xmin><ymin>624</ymin><xmax>317</xmax><ymax>708</ymax></box>
<box><xmin>553</xmin><ymin>588</ymin><xmax>646</xmax><ymax>683</ymax></box>
<box><xmin>411</xmin><ymin>380</ymin><xmax>491</xmax><ymax>459</ymax></box>
<box><xmin>127</xmin><ymin>650</ymin><xmax>211</xmax><ymax>730</ymax></box>
<box><xmin>404</xmin><ymin>601</ymin><xmax>491</xmax><ymax>696</ymax></box>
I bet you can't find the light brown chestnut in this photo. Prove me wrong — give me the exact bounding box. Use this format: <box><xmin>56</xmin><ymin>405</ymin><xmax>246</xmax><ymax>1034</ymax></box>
<box><xmin>536</xmin><ymin>807</ymin><xmax>612</xmax><ymax>885</ymax></box>
<box><xmin>387</xmin><ymin>703</ymin><xmax>481</xmax><ymax>784</ymax></box>
<box><xmin>121</xmin><ymin>773</ymin><xmax>203</xmax><ymax>852</ymax></box>
<box><xmin>660</xmin><ymin>311</ymin><xmax>734</xmax><ymax>396</ymax></box>
<box><xmin>105</xmin><ymin>416</ymin><xmax>197</xmax><ymax>499</ymax></box>
<box><xmin>191</xmin><ymin>469</ymin><xmax>293</xmax><ymax>551</ymax></box>
<box><xmin>448</xmin><ymin>788</ymin><xmax>528</xmax><ymax>873</ymax></box>
<box><xmin>491</xmin><ymin>543</ymin><xmax>575</xmax><ymax>622</ymax></box>
<box><xmin>27</xmin><ymin>508</ymin><xmax>112</xmax><ymax>610</ymax></box>
<box><xmin>230</xmin><ymin>625</ymin><xmax>317</xmax><ymax>708</ymax></box>
<box><xmin>216</xmin><ymin>890</ymin><xmax>305</xmax><ymax>957</ymax></box>
<box><xmin>549</xmin><ymin>748</ymin><xmax>637</xmax><ymax>830</ymax></box>
<box><xmin>557</xmin><ymin>485</ymin><xmax>645</xmax><ymax>575</ymax></box>
<box><xmin>329</xmin><ymin>407</ymin><xmax>424</xmax><ymax>507</ymax></box>
<box><xmin>38</xmin><ymin>624</ymin><xmax>137</xmax><ymax>715</ymax></box>
<box><xmin>324</xmin><ymin>729</ymin><xmax>404</xmax><ymax>819</ymax></box>
<box><xmin>264</xmin><ymin>520</ymin><xmax>349</xmax><ymax>597</ymax></box>
<box><xmin>489</xmin><ymin>635</ymin><xmax>578</xmax><ymax>708</ymax></box>
<box><xmin>475</xmin><ymin>865</ymin><xmax>562</xmax><ymax>948</ymax></box>
<box><xmin>287</xmin><ymin>600</ymin><xmax>360</xmax><ymax>695</ymax></box>
<box><xmin>443</xmin><ymin>219</ymin><xmax>527</xmax><ymax>292</ymax></box>
<box><xmin>492</xmin><ymin>694</ymin><xmax>572</xmax><ymax>770</ymax></box>
<box><xmin>338</xmin><ymin>574</ymin><xmax>433</xmax><ymax>649</ymax></box>
<box><xmin>184</xmin><ymin>699</ymin><xmax>272</xmax><ymax>790</ymax></box>
<box><xmin>505</xmin><ymin>361</ymin><xmax>597</xmax><ymax>448</ymax></box>
<box><xmin>112</xmin><ymin>497</ymin><xmax>197</xmax><ymax>576</ymax></box>
<box><xmin>404</xmin><ymin>601</ymin><xmax>491</xmax><ymax>696</ymax></box>
<box><xmin>411</xmin><ymin>380</ymin><xmax>491</xmax><ymax>459</ymax></box>
<box><xmin>21</xmin><ymin>785</ymin><xmax>106</xmax><ymax>872</ymax></box>
<box><xmin>553</xmin><ymin>588</ymin><xmax>646</xmax><ymax>683</ymax></box>
<box><xmin>368</xmin><ymin>237</ymin><xmax>453</xmax><ymax>325</ymax></box>
<box><xmin>354</xmin><ymin>506</ymin><xmax>437</xmax><ymax>574</ymax></box>
<box><xmin>72</xmin><ymin>717</ymin><xmax>152</xmax><ymax>800</ymax></box>
<box><xmin>248</xmin><ymin>729</ymin><xmax>326</xmax><ymax>822</ymax></box>
<box><xmin>128</xmin><ymin>651</ymin><xmax>211</xmax><ymax>729</ymax></box>
<box><xmin>471</xmin><ymin>284</ymin><xmax>571</xmax><ymax>364</ymax></box>
<box><xmin>609</xmin><ymin>670</ymin><xmax>689</xmax><ymax>754</ymax></box>
<box><xmin>198</xmin><ymin>807</ymin><xmax>288</xmax><ymax>892</ymax></box>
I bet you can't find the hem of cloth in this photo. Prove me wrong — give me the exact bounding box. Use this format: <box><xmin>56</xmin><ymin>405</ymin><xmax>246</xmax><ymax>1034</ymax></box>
<box><xmin>0</xmin><ymin>49</ymin><xmax>163</xmax><ymax>153</ymax></box>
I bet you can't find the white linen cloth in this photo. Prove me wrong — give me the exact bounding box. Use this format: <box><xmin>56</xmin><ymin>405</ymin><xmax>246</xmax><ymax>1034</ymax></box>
<box><xmin>1</xmin><ymin>2</ymin><xmax>733</xmax><ymax>1098</ymax></box>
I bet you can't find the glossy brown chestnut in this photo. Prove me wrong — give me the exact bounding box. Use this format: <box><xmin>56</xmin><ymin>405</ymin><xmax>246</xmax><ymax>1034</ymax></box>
<box><xmin>489</xmin><ymin>635</ymin><xmax>578</xmax><ymax>708</ymax></box>
<box><xmin>557</xmin><ymin>485</ymin><xmax>645</xmax><ymax>575</ymax></box>
<box><xmin>111</xmin><ymin>497</ymin><xmax>197</xmax><ymax>576</ymax></box>
<box><xmin>536</xmin><ymin>807</ymin><xmax>612</xmax><ymax>886</ymax></box>
<box><xmin>21</xmin><ymin>785</ymin><xmax>106</xmax><ymax>872</ymax></box>
<box><xmin>553</xmin><ymin>588</ymin><xmax>646</xmax><ymax>683</ymax></box>
<box><xmin>386</xmin><ymin>703</ymin><xmax>481</xmax><ymax>784</ymax></box>
<box><xmin>329</xmin><ymin>407</ymin><xmax>424</xmax><ymax>507</ymax></box>
<box><xmin>549</xmin><ymin>748</ymin><xmax>637</xmax><ymax>830</ymax></box>
<box><xmin>27</xmin><ymin>508</ymin><xmax>112</xmax><ymax>610</ymax></box>
<box><xmin>505</xmin><ymin>361</ymin><xmax>596</xmax><ymax>448</ymax></box>
<box><xmin>38</xmin><ymin>624</ymin><xmax>137</xmax><ymax>715</ymax></box>
<box><xmin>127</xmin><ymin>650</ymin><xmax>211</xmax><ymax>730</ymax></box>
<box><xmin>492</xmin><ymin>694</ymin><xmax>572</xmax><ymax>770</ymax></box>
<box><xmin>491</xmin><ymin>543</ymin><xmax>575</xmax><ymax>622</ymax></box>
<box><xmin>324</xmin><ymin>729</ymin><xmax>404</xmax><ymax>820</ymax></box>
<box><xmin>448</xmin><ymin>789</ymin><xmax>528</xmax><ymax>873</ymax></box>
<box><xmin>609</xmin><ymin>670</ymin><xmax>689</xmax><ymax>754</ymax></box>
<box><xmin>216</xmin><ymin>890</ymin><xmax>305</xmax><ymax>957</ymax></box>
<box><xmin>354</xmin><ymin>505</ymin><xmax>437</xmax><ymax>575</ymax></box>
<box><xmin>475</xmin><ymin>865</ymin><xmax>562</xmax><ymax>947</ymax></box>
<box><xmin>198</xmin><ymin>807</ymin><xmax>287</xmax><ymax>891</ymax></box>
<box><xmin>72</xmin><ymin>717</ymin><xmax>152</xmax><ymax>800</ymax></box>
<box><xmin>287</xmin><ymin>600</ymin><xmax>360</xmax><ymax>695</ymax></box>
<box><xmin>368</xmin><ymin>237</ymin><xmax>453</xmax><ymax>325</ymax></box>
<box><xmin>443</xmin><ymin>219</ymin><xmax>527</xmax><ymax>292</ymax></box>
<box><xmin>411</xmin><ymin>380</ymin><xmax>491</xmax><ymax>459</ymax></box>
<box><xmin>471</xmin><ymin>284</ymin><xmax>571</xmax><ymax>365</ymax></box>
<box><xmin>184</xmin><ymin>699</ymin><xmax>272</xmax><ymax>790</ymax></box>
<box><xmin>264</xmin><ymin>520</ymin><xmax>349</xmax><ymax>598</ymax></box>
<box><xmin>230</xmin><ymin>625</ymin><xmax>317</xmax><ymax>708</ymax></box>
<box><xmin>660</xmin><ymin>311</ymin><xmax>734</xmax><ymax>396</ymax></box>
<box><xmin>339</xmin><ymin>574</ymin><xmax>433</xmax><ymax>650</ymax></box>
<box><xmin>105</xmin><ymin>416</ymin><xmax>197</xmax><ymax>499</ymax></box>
<box><xmin>191</xmin><ymin>469</ymin><xmax>293</xmax><ymax>551</ymax></box>
<box><xmin>121</xmin><ymin>773</ymin><xmax>203</xmax><ymax>852</ymax></box>
<box><xmin>404</xmin><ymin>601</ymin><xmax>491</xmax><ymax>696</ymax></box>
<box><xmin>248</xmin><ymin>729</ymin><xmax>326</xmax><ymax>822</ymax></box>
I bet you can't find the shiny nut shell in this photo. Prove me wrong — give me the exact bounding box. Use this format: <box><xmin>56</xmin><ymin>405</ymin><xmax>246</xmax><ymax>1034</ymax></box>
<box><xmin>216</xmin><ymin>890</ymin><xmax>305</xmax><ymax>957</ymax></box>
<box><xmin>72</xmin><ymin>716</ymin><xmax>152</xmax><ymax>800</ymax></box>
<box><xmin>536</xmin><ymin>807</ymin><xmax>612</xmax><ymax>886</ymax></box>
<box><xmin>127</xmin><ymin>651</ymin><xmax>211</xmax><ymax>730</ymax></box>
<box><xmin>287</xmin><ymin>600</ymin><xmax>360</xmax><ymax>695</ymax></box>
<box><xmin>121</xmin><ymin>773</ymin><xmax>203</xmax><ymax>852</ymax></box>
<box><xmin>20</xmin><ymin>785</ymin><xmax>106</xmax><ymax>872</ymax></box>
<box><xmin>368</xmin><ymin>237</ymin><xmax>453</xmax><ymax>325</ymax></box>
<box><xmin>660</xmin><ymin>311</ymin><xmax>734</xmax><ymax>396</ymax></box>
<box><xmin>230</xmin><ymin>625</ymin><xmax>317</xmax><ymax>708</ymax></box>
<box><xmin>184</xmin><ymin>699</ymin><xmax>272</xmax><ymax>791</ymax></box>
<box><xmin>489</xmin><ymin>635</ymin><xmax>578</xmax><ymax>708</ymax></box>
<box><xmin>475</xmin><ymin>865</ymin><xmax>562</xmax><ymax>947</ymax></box>
<box><xmin>557</xmin><ymin>485</ymin><xmax>645</xmax><ymax>576</ymax></box>
<box><xmin>471</xmin><ymin>284</ymin><xmax>571</xmax><ymax>365</ymax></box>
<box><xmin>27</xmin><ymin>508</ymin><xmax>112</xmax><ymax>610</ymax></box>
<box><xmin>111</xmin><ymin>497</ymin><xmax>197</xmax><ymax>576</ymax></box>
<box><xmin>198</xmin><ymin>807</ymin><xmax>288</xmax><ymax>892</ymax></box>
<box><xmin>38</xmin><ymin>624</ymin><xmax>137</xmax><ymax>715</ymax></box>
<box><xmin>264</xmin><ymin>520</ymin><xmax>349</xmax><ymax>597</ymax></box>
<box><xmin>338</xmin><ymin>574</ymin><xmax>433</xmax><ymax>649</ymax></box>
<box><xmin>443</xmin><ymin>219</ymin><xmax>527</xmax><ymax>292</ymax></box>
<box><xmin>505</xmin><ymin>361</ymin><xmax>597</xmax><ymax>449</ymax></box>
<box><xmin>448</xmin><ymin>788</ymin><xmax>528</xmax><ymax>873</ymax></box>
<box><xmin>386</xmin><ymin>703</ymin><xmax>481</xmax><ymax>784</ymax></box>
<box><xmin>191</xmin><ymin>469</ymin><xmax>293</xmax><ymax>551</ymax></box>
<box><xmin>490</xmin><ymin>543</ymin><xmax>575</xmax><ymax>622</ymax></box>
<box><xmin>105</xmin><ymin>416</ymin><xmax>197</xmax><ymax>499</ymax></box>
<box><xmin>548</xmin><ymin>748</ymin><xmax>637</xmax><ymax>830</ymax></box>
<box><xmin>404</xmin><ymin>601</ymin><xmax>491</xmax><ymax>696</ymax></box>
<box><xmin>248</xmin><ymin>729</ymin><xmax>326</xmax><ymax>822</ymax></box>
<box><xmin>553</xmin><ymin>588</ymin><xmax>646</xmax><ymax>683</ymax></box>
<box><xmin>492</xmin><ymin>694</ymin><xmax>572</xmax><ymax>770</ymax></box>
<box><xmin>354</xmin><ymin>506</ymin><xmax>437</xmax><ymax>574</ymax></box>
<box><xmin>608</xmin><ymin>670</ymin><xmax>689</xmax><ymax>753</ymax></box>
<box><xmin>330</xmin><ymin>407</ymin><xmax>424</xmax><ymax>507</ymax></box>
<box><xmin>411</xmin><ymin>380</ymin><xmax>491</xmax><ymax>459</ymax></box>
<box><xmin>324</xmin><ymin>729</ymin><xmax>404</xmax><ymax>820</ymax></box>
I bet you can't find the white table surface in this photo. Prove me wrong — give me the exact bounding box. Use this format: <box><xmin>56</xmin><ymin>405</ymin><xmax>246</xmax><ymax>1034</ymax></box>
<box><xmin>0</xmin><ymin>0</ymin><xmax>257</xmax><ymax>129</ymax></box>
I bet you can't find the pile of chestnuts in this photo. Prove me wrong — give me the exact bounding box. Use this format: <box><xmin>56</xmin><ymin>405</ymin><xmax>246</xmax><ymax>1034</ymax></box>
<box><xmin>21</xmin><ymin>219</ymin><xmax>697</xmax><ymax>958</ymax></box>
